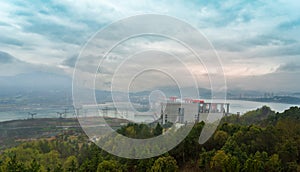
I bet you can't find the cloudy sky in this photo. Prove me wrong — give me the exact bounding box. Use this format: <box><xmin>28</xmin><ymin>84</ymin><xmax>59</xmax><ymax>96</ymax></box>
<box><xmin>0</xmin><ymin>0</ymin><xmax>300</xmax><ymax>92</ymax></box>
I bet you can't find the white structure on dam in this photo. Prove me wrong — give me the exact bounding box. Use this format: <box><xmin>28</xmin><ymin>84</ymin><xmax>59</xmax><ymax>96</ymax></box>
<box><xmin>161</xmin><ymin>97</ymin><xmax>230</xmax><ymax>125</ymax></box>
<box><xmin>79</xmin><ymin>98</ymin><xmax>230</xmax><ymax>124</ymax></box>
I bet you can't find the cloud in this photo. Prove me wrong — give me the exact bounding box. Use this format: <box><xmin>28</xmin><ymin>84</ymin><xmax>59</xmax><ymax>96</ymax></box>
<box><xmin>0</xmin><ymin>0</ymin><xmax>300</xmax><ymax>92</ymax></box>
<box><xmin>278</xmin><ymin>18</ymin><xmax>300</xmax><ymax>30</ymax></box>
<box><xmin>0</xmin><ymin>36</ymin><xmax>24</xmax><ymax>47</ymax></box>
<box><xmin>62</xmin><ymin>55</ymin><xmax>78</xmax><ymax>68</ymax></box>
<box><xmin>276</xmin><ymin>63</ymin><xmax>300</xmax><ymax>73</ymax></box>
<box><xmin>227</xmin><ymin>72</ymin><xmax>300</xmax><ymax>92</ymax></box>
<box><xmin>242</xmin><ymin>35</ymin><xmax>296</xmax><ymax>47</ymax></box>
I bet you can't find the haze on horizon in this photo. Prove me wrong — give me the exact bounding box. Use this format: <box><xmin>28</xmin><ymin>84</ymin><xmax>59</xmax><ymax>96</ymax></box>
<box><xmin>0</xmin><ymin>0</ymin><xmax>300</xmax><ymax>92</ymax></box>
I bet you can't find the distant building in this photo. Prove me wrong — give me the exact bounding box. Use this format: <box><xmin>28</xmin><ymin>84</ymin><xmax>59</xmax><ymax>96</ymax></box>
<box><xmin>161</xmin><ymin>98</ymin><xmax>229</xmax><ymax>125</ymax></box>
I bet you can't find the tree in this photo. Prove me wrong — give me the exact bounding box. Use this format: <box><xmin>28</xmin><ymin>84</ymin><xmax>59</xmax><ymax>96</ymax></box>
<box><xmin>265</xmin><ymin>154</ymin><xmax>282</xmax><ymax>172</ymax></box>
<box><xmin>151</xmin><ymin>156</ymin><xmax>179</xmax><ymax>172</ymax></box>
<box><xmin>153</xmin><ymin>123</ymin><xmax>163</xmax><ymax>136</ymax></box>
<box><xmin>54</xmin><ymin>163</ymin><xmax>63</xmax><ymax>172</ymax></box>
<box><xmin>285</xmin><ymin>162</ymin><xmax>297</xmax><ymax>172</ymax></box>
<box><xmin>210</xmin><ymin>150</ymin><xmax>229</xmax><ymax>172</ymax></box>
<box><xmin>97</xmin><ymin>160</ymin><xmax>122</xmax><ymax>172</ymax></box>
<box><xmin>136</xmin><ymin>158</ymin><xmax>155</xmax><ymax>172</ymax></box>
<box><xmin>63</xmin><ymin>156</ymin><xmax>78</xmax><ymax>172</ymax></box>
<box><xmin>225</xmin><ymin>155</ymin><xmax>241</xmax><ymax>172</ymax></box>
<box><xmin>6</xmin><ymin>154</ymin><xmax>25</xmax><ymax>172</ymax></box>
<box><xmin>243</xmin><ymin>152</ymin><xmax>266</xmax><ymax>172</ymax></box>
<box><xmin>213</xmin><ymin>130</ymin><xmax>229</xmax><ymax>149</ymax></box>
<box><xmin>125</xmin><ymin>126</ymin><xmax>136</xmax><ymax>138</ymax></box>
<box><xmin>28</xmin><ymin>159</ymin><xmax>41</xmax><ymax>172</ymax></box>
<box><xmin>198</xmin><ymin>149</ymin><xmax>215</xmax><ymax>170</ymax></box>
<box><xmin>137</xmin><ymin>124</ymin><xmax>152</xmax><ymax>138</ymax></box>
<box><xmin>40</xmin><ymin>150</ymin><xmax>61</xmax><ymax>171</ymax></box>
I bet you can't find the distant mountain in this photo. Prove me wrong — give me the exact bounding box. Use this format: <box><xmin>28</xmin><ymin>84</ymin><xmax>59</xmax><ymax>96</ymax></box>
<box><xmin>227</xmin><ymin>88</ymin><xmax>263</xmax><ymax>98</ymax></box>
<box><xmin>292</xmin><ymin>92</ymin><xmax>300</xmax><ymax>98</ymax></box>
<box><xmin>0</xmin><ymin>51</ymin><xmax>37</xmax><ymax>76</ymax></box>
<box><xmin>240</xmin><ymin>96</ymin><xmax>300</xmax><ymax>104</ymax></box>
<box><xmin>0</xmin><ymin>71</ymin><xmax>72</xmax><ymax>95</ymax></box>
<box><xmin>150</xmin><ymin>86</ymin><xmax>212</xmax><ymax>99</ymax></box>
<box><xmin>0</xmin><ymin>51</ymin><xmax>20</xmax><ymax>64</ymax></box>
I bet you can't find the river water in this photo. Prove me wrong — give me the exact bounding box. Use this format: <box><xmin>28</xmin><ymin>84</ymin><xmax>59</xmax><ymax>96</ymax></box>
<box><xmin>224</xmin><ymin>99</ymin><xmax>298</xmax><ymax>114</ymax></box>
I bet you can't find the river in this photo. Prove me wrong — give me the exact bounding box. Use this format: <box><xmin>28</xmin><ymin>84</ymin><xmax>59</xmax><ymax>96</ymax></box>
<box><xmin>0</xmin><ymin>100</ymin><xmax>298</xmax><ymax>122</ymax></box>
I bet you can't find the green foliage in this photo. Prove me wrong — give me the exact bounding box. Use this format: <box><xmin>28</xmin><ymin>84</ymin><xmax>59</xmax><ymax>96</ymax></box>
<box><xmin>169</xmin><ymin>122</ymin><xmax>204</xmax><ymax>165</ymax></box>
<box><xmin>225</xmin><ymin>105</ymin><xmax>275</xmax><ymax>125</ymax></box>
<box><xmin>153</xmin><ymin>123</ymin><xmax>163</xmax><ymax>136</ymax></box>
<box><xmin>117</xmin><ymin>123</ymin><xmax>156</xmax><ymax>139</ymax></box>
<box><xmin>213</xmin><ymin>130</ymin><xmax>229</xmax><ymax>149</ymax></box>
<box><xmin>6</xmin><ymin>154</ymin><xmax>25</xmax><ymax>172</ymax></box>
<box><xmin>41</xmin><ymin>150</ymin><xmax>61</xmax><ymax>171</ymax></box>
<box><xmin>210</xmin><ymin>150</ymin><xmax>229</xmax><ymax>171</ymax></box>
<box><xmin>28</xmin><ymin>159</ymin><xmax>41</xmax><ymax>172</ymax></box>
<box><xmin>0</xmin><ymin>106</ymin><xmax>299</xmax><ymax>171</ymax></box>
<box><xmin>63</xmin><ymin>156</ymin><xmax>78</xmax><ymax>172</ymax></box>
<box><xmin>198</xmin><ymin>149</ymin><xmax>215</xmax><ymax>170</ymax></box>
<box><xmin>150</xmin><ymin>156</ymin><xmax>179</xmax><ymax>172</ymax></box>
<box><xmin>225</xmin><ymin>155</ymin><xmax>241</xmax><ymax>172</ymax></box>
<box><xmin>136</xmin><ymin>158</ymin><xmax>155</xmax><ymax>172</ymax></box>
<box><xmin>96</xmin><ymin>160</ymin><xmax>122</xmax><ymax>172</ymax></box>
<box><xmin>265</xmin><ymin>154</ymin><xmax>282</xmax><ymax>172</ymax></box>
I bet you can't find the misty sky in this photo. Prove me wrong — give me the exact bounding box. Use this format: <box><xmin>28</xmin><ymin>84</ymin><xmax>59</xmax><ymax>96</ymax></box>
<box><xmin>0</xmin><ymin>0</ymin><xmax>300</xmax><ymax>92</ymax></box>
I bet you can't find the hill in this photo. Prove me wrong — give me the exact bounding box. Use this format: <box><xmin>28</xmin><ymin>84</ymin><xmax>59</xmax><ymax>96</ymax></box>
<box><xmin>0</xmin><ymin>117</ymin><xmax>130</xmax><ymax>150</ymax></box>
<box><xmin>223</xmin><ymin>105</ymin><xmax>300</xmax><ymax>126</ymax></box>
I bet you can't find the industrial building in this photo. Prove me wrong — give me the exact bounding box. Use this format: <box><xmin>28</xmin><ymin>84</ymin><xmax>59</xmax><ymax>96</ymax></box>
<box><xmin>79</xmin><ymin>97</ymin><xmax>230</xmax><ymax>125</ymax></box>
<box><xmin>161</xmin><ymin>97</ymin><xmax>230</xmax><ymax>125</ymax></box>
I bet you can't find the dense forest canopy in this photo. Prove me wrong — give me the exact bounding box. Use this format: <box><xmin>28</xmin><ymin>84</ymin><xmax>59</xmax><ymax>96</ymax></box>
<box><xmin>0</xmin><ymin>106</ymin><xmax>300</xmax><ymax>171</ymax></box>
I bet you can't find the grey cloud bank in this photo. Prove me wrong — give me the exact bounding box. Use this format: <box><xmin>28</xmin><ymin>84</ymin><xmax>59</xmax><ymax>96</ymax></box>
<box><xmin>0</xmin><ymin>1</ymin><xmax>299</xmax><ymax>92</ymax></box>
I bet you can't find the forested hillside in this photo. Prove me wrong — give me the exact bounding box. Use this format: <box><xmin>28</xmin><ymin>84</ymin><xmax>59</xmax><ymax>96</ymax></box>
<box><xmin>0</xmin><ymin>106</ymin><xmax>299</xmax><ymax>172</ymax></box>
